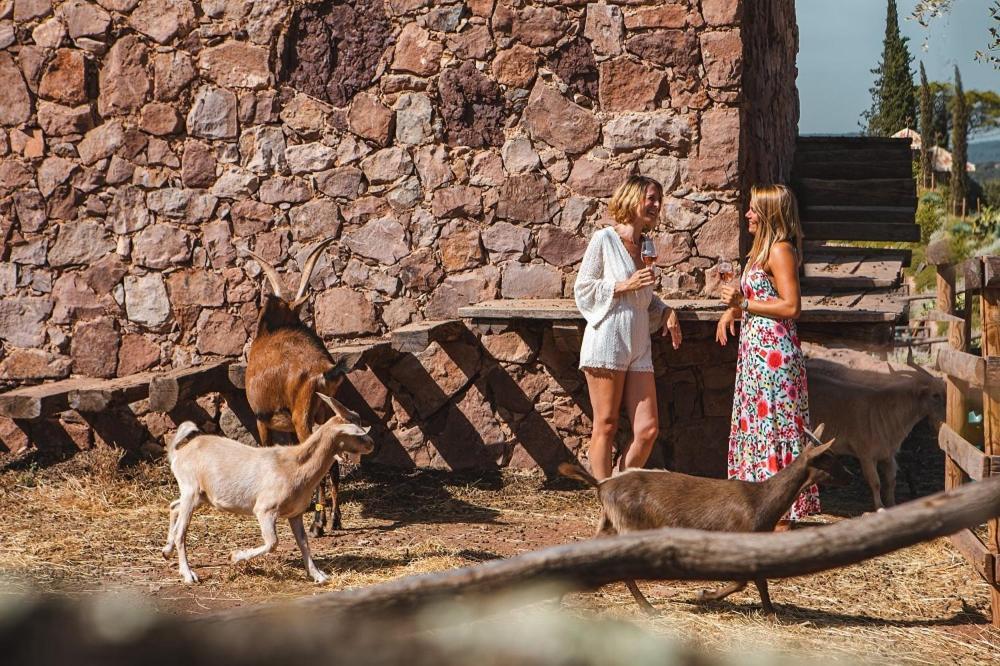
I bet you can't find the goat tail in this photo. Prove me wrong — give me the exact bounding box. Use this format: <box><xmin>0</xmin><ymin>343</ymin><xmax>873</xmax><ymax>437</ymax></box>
<box><xmin>558</xmin><ymin>461</ymin><xmax>600</xmax><ymax>488</ymax></box>
<box><xmin>168</xmin><ymin>422</ymin><xmax>200</xmax><ymax>461</ymax></box>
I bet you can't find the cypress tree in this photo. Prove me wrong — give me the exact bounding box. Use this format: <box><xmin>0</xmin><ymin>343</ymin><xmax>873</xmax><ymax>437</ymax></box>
<box><xmin>950</xmin><ymin>66</ymin><xmax>969</xmax><ymax>215</ymax></box>
<box><xmin>863</xmin><ymin>0</ymin><xmax>917</xmax><ymax>136</ymax></box>
<box><xmin>932</xmin><ymin>86</ymin><xmax>950</xmax><ymax>149</ymax></box>
<box><xmin>918</xmin><ymin>62</ymin><xmax>933</xmax><ymax>188</ymax></box>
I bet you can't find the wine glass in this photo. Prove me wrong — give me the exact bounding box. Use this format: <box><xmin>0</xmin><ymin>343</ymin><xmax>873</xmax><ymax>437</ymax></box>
<box><xmin>640</xmin><ymin>236</ymin><xmax>657</xmax><ymax>268</ymax></box>
<box><xmin>717</xmin><ymin>260</ymin><xmax>735</xmax><ymax>284</ymax></box>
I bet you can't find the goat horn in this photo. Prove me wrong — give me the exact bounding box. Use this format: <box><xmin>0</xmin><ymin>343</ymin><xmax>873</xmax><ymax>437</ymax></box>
<box><xmin>247</xmin><ymin>250</ymin><xmax>288</xmax><ymax>301</ymax></box>
<box><xmin>802</xmin><ymin>426</ymin><xmax>824</xmax><ymax>447</ymax></box>
<box><xmin>293</xmin><ymin>237</ymin><xmax>337</xmax><ymax>303</ymax></box>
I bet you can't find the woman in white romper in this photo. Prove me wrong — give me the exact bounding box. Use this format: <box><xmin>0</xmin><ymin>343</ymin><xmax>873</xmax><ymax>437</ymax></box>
<box><xmin>574</xmin><ymin>176</ymin><xmax>682</xmax><ymax>480</ymax></box>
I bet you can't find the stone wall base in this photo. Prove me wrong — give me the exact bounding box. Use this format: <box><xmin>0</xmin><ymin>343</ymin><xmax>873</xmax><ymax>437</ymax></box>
<box><xmin>1</xmin><ymin>322</ymin><xmax>737</xmax><ymax>478</ymax></box>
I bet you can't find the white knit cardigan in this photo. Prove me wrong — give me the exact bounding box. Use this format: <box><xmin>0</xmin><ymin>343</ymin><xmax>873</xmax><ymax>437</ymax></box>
<box><xmin>574</xmin><ymin>226</ymin><xmax>669</xmax><ymax>331</ymax></box>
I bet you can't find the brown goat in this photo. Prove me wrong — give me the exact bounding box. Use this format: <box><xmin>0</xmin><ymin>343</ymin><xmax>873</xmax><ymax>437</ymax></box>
<box><xmin>246</xmin><ymin>237</ymin><xmax>351</xmax><ymax>535</ymax></box>
<box><xmin>559</xmin><ymin>425</ymin><xmax>848</xmax><ymax>615</ymax></box>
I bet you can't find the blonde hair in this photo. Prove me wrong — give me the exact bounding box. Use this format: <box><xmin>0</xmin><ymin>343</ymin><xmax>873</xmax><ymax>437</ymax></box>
<box><xmin>747</xmin><ymin>184</ymin><xmax>804</xmax><ymax>268</ymax></box>
<box><xmin>608</xmin><ymin>176</ymin><xmax>663</xmax><ymax>227</ymax></box>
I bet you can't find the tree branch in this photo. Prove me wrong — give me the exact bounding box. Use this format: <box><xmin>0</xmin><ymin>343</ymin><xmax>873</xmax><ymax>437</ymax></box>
<box><xmin>214</xmin><ymin>475</ymin><xmax>1000</xmax><ymax>621</ymax></box>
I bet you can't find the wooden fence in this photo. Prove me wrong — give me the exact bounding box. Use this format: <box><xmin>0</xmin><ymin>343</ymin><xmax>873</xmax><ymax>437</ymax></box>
<box><xmin>932</xmin><ymin>254</ymin><xmax>1000</xmax><ymax>629</ymax></box>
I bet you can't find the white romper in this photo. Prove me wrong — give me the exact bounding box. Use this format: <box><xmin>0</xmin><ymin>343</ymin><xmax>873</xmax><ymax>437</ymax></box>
<box><xmin>574</xmin><ymin>227</ymin><xmax>669</xmax><ymax>373</ymax></box>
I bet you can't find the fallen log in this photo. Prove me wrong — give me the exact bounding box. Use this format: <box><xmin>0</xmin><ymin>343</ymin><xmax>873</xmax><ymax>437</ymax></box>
<box><xmin>215</xmin><ymin>475</ymin><xmax>1000</xmax><ymax>621</ymax></box>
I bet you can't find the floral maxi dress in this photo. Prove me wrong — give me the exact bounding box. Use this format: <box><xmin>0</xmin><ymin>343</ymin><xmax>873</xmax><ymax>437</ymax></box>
<box><xmin>727</xmin><ymin>265</ymin><xmax>819</xmax><ymax>520</ymax></box>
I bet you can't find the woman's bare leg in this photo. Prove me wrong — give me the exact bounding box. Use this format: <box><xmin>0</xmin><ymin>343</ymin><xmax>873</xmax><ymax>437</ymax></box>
<box><xmin>584</xmin><ymin>368</ymin><xmax>626</xmax><ymax>481</ymax></box>
<box><xmin>620</xmin><ymin>371</ymin><xmax>659</xmax><ymax>471</ymax></box>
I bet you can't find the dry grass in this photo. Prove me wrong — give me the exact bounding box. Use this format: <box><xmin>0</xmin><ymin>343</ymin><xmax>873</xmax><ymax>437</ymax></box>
<box><xmin>1</xmin><ymin>443</ymin><xmax>998</xmax><ymax>664</ymax></box>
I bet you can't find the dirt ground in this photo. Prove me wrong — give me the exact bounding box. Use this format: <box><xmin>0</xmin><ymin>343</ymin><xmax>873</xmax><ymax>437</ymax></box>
<box><xmin>1</xmin><ymin>420</ymin><xmax>998</xmax><ymax>665</ymax></box>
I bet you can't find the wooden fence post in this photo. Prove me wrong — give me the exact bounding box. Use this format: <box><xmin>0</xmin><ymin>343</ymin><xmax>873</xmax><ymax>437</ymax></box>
<box><xmin>937</xmin><ymin>265</ymin><xmax>967</xmax><ymax>492</ymax></box>
<box><xmin>981</xmin><ymin>271</ymin><xmax>1000</xmax><ymax>629</ymax></box>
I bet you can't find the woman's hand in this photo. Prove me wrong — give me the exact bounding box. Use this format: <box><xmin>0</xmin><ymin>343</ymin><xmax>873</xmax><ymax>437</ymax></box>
<box><xmin>615</xmin><ymin>268</ymin><xmax>655</xmax><ymax>294</ymax></box>
<box><xmin>661</xmin><ymin>308</ymin><xmax>682</xmax><ymax>349</ymax></box>
<box><xmin>719</xmin><ymin>284</ymin><xmax>742</xmax><ymax>309</ymax></box>
<box><xmin>716</xmin><ymin>308</ymin><xmax>739</xmax><ymax>346</ymax></box>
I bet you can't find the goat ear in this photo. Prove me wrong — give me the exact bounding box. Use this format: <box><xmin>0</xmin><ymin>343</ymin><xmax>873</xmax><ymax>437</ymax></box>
<box><xmin>289</xmin><ymin>294</ymin><xmax>309</xmax><ymax>311</ymax></box>
<box><xmin>316</xmin><ymin>392</ymin><xmax>360</xmax><ymax>421</ymax></box>
<box><xmin>339</xmin><ymin>423</ymin><xmax>369</xmax><ymax>438</ymax></box>
<box><xmin>810</xmin><ymin>423</ymin><xmax>825</xmax><ymax>440</ymax></box>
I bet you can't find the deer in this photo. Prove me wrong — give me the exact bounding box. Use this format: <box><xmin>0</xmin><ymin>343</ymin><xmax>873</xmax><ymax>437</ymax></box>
<box><xmin>245</xmin><ymin>237</ymin><xmax>353</xmax><ymax>536</ymax></box>
<box><xmin>559</xmin><ymin>425</ymin><xmax>848</xmax><ymax>615</ymax></box>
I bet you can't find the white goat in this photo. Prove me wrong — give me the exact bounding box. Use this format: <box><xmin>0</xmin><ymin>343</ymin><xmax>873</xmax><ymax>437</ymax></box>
<box><xmin>162</xmin><ymin>394</ymin><xmax>373</xmax><ymax>584</ymax></box>
<box><xmin>807</xmin><ymin>356</ymin><xmax>944</xmax><ymax>510</ymax></box>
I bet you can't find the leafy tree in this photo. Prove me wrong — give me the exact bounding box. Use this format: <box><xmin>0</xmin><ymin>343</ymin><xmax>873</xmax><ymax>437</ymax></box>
<box><xmin>919</xmin><ymin>62</ymin><xmax>933</xmax><ymax>188</ymax></box>
<box><xmin>931</xmin><ymin>82</ymin><xmax>950</xmax><ymax>149</ymax></box>
<box><xmin>925</xmin><ymin>84</ymin><xmax>1000</xmax><ymax>148</ymax></box>
<box><xmin>982</xmin><ymin>1</ymin><xmax>1000</xmax><ymax>69</ymax></box>
<box><xmin>966</xmin><ymin>89</ymin><xmax>1000</xmax><ymax>136</ymax></box>
<box><xmin>951</xmin><ymin>66</ymin><xmax>969</xmax><ymax>215</ymax></box>
<box><xmin>913</xmin><ymin>0</ymin><xmax>1000</xmax><ymax>69</ymax></box>
<box><xmin>863</xmin><ymin>0</ymin><xmax>916</xmax><ymax>136</ymax></box>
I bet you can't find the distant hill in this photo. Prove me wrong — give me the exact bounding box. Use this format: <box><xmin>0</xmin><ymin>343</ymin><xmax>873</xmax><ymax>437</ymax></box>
<box><xmin>971</xmin><ymin>139</ymin><xmax>1000</xmax><ymax>184</ymax></box>
<box><xmin>970</xmin><ymin>139</ymin><xmax>1000</xmax><ymax>167</ymax></box>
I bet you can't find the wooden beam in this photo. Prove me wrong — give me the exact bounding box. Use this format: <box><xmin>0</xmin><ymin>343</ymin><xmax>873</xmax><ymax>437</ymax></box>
<box><xmin>67</xmin><ymin>388</ymin><xmax>112</xmax><ymax>413</ymax></box>
<box><xmin>390</xmin><ymin>320</ymin><xmax>465</xmax><ymax>354</ymax></box>
<box><xmin>792</xmin><ymin>160</ymin><xmax>914</xmax><ymax>180</ymax></box>
<box><xmin>937</xmin><ymin>348</ymin><xmax>985</xmax><ymax>388</ymax></box>
<box><xmin>980</xmin><ymin>283</ymin><xmax>1000</xmax><ymax>628</ymax></box>
<box><xmin>803</xmin><ymin>244</ymin><xmax>912</xmax><ymax>266</ymax></box>
<box><xmin>9</xmin><ymin>478</ymin><xmax>1000</xmax><ymax>664</ymax></box>
<box><xmin>801</xmin><ymin>222</ymin><xmax>920</xmax><ymax>242</ymax></box>
<box><xmin>0</xmin><ymin>361</ymin><xmax>235</xmax><ymax>419</ymax></box>
<box><xmin>911</xmin><ymin>309</ymin><xmax>965</xmax><ymax>324</ymax></box>
<box><xmin>939</xmin><ymin>265</ymin><xmax>969</xmax><ymax>495</ymax></box>
<box><xmin>939</xmin><ymin>424</ymin><xmax>989</xmax><ymax>481</ymax></box>
<box><xmin>148</xmin><ymin>361</ymin><xmax>231</xmax><ymax>413</ymax></box>
<box><xmin>328</xmin><ymin>340</ymin><xmax>394</xmax><ymax>375</ymax></box>
<box><xmin>458</xmin><ymin>299</ymin><xmax>904</xmax><ymax>324</ymax></box>
<box><xmin>219</xmin><ymin>476</ymin><xmax>1000</xmax><ymax>619</ymax></box>
<box><xmin>797</xmin><ymin>135</ymin><xmax>911</xmax><ymax>146</ymax></box>
<box><xmin>795</xmin><ymin>177</ymin><xmax>916</xmax><ymax>207</ymax></box>
<box><xmin>800</xmin><ymin>205</ymin><xmax>915</xmax><ymax>224</ymax></box>
<box><xmin>949</xmin><ymin>529</ymin><xmax>997</xmax><ymax>585</ymax></box>
<box><xmin>228</xmin><ymin>363</ymin><xmax>246</xmax><ymax>391</ymax></box>
<box><xmin>960</xmin><ymin>257</ymin><xmax>984</xmax><ymax>291</ymax></box>
<box><xmin>985</xmin><ymin>258</ymin><xmax>1000</xmax><ymax>288</ymax></box>
<box><xmin>989</xmin><ymin>454</ymin><xmax>1000</xmax><ymax>479</ymax></box>
<box><xmin>0</xmin><ymin>375</ymin><xmax>153</xmax><ymax>420</ymax></box>
<box><xmin>552</xmin><ymin>322</ymin><xmax>585</xmax><ymax>354</ymax></box>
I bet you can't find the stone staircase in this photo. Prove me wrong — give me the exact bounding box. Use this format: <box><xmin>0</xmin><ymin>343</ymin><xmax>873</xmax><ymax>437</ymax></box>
<box><xmin>792</xmin><ymin>135</ymin><xmax>919</xmax><ymax>300</ymax></box>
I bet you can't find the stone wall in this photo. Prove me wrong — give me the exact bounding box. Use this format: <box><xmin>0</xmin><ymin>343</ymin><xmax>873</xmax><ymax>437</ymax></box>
<box><xmin>334</xmin><ymin>320</ymin><xmax>737</xmax><ymax>476</ymax></box>
<box><xmin>0</xmin><ymin>0</ymin><xmax>753</xmax><ymax>471</ymax></box>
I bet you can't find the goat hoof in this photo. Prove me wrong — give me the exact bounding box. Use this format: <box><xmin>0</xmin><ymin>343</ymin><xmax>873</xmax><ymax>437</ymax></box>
<box><xmin>309</xmin><ymin>525</ymin><xmax>324</xmax><ymax>538</ymax></box>
<box><xmin>312</xmin><ymin>572</ymin><xmax>330</xmax><ymax>584</ymax></box>
<box><xmin>182</xmin><ymin>572</ymin><xmax>199</xmax><ymax>585</ymax></box>
<box><xmin>638</xmin><ymin>604</ymin><xmax>659</xmax><ymax>618</ymax></box>
<box><xmin>161</xmin><ymin>547</ymin><xmax>172</xmax><ymax>560</ymax></box>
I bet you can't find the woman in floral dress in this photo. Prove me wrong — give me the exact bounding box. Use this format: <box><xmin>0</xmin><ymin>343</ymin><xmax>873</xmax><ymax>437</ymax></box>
<box><xmin>716</xmin><ymin>184</ymin><xmax>818</xmax><ymax>527</ymax></box>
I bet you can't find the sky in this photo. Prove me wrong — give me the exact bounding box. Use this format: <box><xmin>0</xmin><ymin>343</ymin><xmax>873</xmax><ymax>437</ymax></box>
<box><xmin>796</xmin><ymin>0</ymin><xmax>999</xmax><ymax>140</ymax></box>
